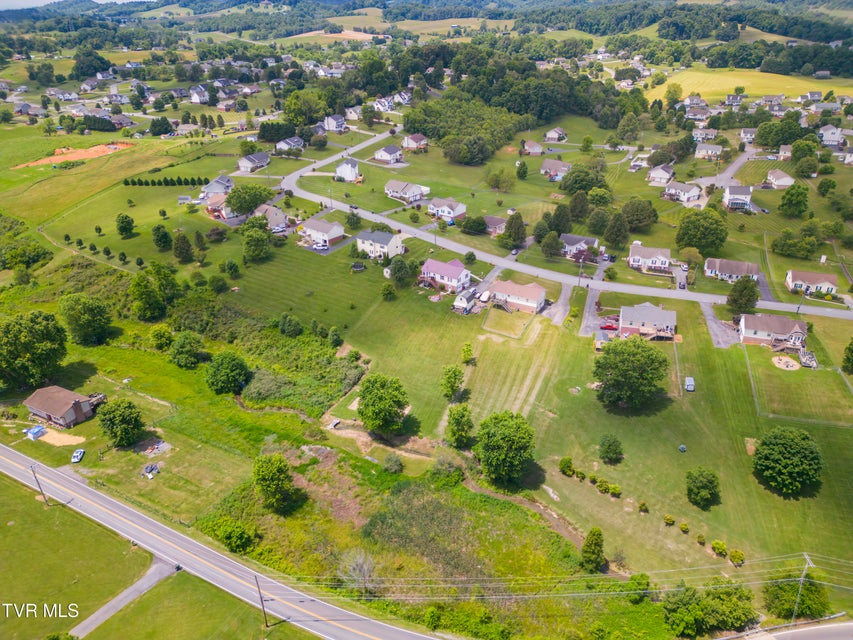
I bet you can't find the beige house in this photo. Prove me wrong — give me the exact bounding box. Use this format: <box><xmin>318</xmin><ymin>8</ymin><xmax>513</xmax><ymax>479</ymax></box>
<box><xmin>703</xmin><ymin>258</ymin><xmax>759</xmax><ymax>282</ymax></box>
<box><xmin>24</xmin><ymin>386</ymin><xmax>94</xmax><ymax>428</ymax></box>
<box><xmin>785</xmin><ymin>270</ymin><xmax>838</xmax><ymax>295</ymax></box>
<box><xmin>490</xmin><ymin>280</ymin><xmax>547</xmax><ymax>313</ymax></box>
<box><xmin>739</xmin><ymin>314</ymin><xmax>806</xmax><ymax>346</ymax></box>
<box><xmin>356</xmin><ymin>230</ymin><xmax>404</xmax><ymax>259</ymax></box>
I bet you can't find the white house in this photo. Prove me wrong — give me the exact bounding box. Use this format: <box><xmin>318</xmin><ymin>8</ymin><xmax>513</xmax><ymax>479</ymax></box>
<box><xmin>276</xmin><ymin>136</ymin><xmax>304</xmax><ymax>152</ymax></box>
<box><xmin>490</xmin><ymin>280</ymin><xmax>547</xmax><ymax>313</ymax></box>
<box><xmin>627</xmin><ymin>244</ymin><xmax>671</xmax><ymax>272</ymax></box>
<box><xmin>323</xmin><ymin>114</ymin><xmax>347</xmax><ymax>133</ymax></box>
<box><xmin>356</xmin><ymin>229</ymin><xmax>405</xmax><ymax>258</ymax></box>
<box><xmin>420</xmin><ymin>258</ymin><xmax>471</xmax><ymax>293</ymax></box>
<box><xmin>189</xmin><ymin>85</ymin><xmax>209</xmax><ymax>104</ymax></box>
<box><xmin>540</xmin><ymin>159</ymin><xmax>571</xmax><ymax>181</ymax></box>
<box><xmin>428</xmin><ymin>197</ymin><xmax>467</xmax><ymax>223</ymax></box>
<box><xmin>237</xmin><ymin>152</ymin><xmax>270</xmax><ymax>173</ymax></box>
<box><xmin>703</xmin><ymin>258</ymin><xmax>760</xmax><ymax>282</ymax></box>
<box><xmin>560</xmin><ymin>233</ymin><xmax>599</xmax><ymax>258</ymax></box>
<box><xmin>523</xmin><ymin>140</ymin><xmax>543</xmax><ymax>156</ymax></box>
<box><xmin>722</xmin><ymin>185</ymin><xmax>752</xmax><ymax>210</ymax></box>
<box><xmin>300</xmin><ymin>218</ymin><xmax>345</xmax><ymax>246</ymax></box>
<box><xmin>767</xmin><ymin>169</ymin><xmax>795</xmax><ymax>189</ymax></box>
<box><xmin>647</xmin><ymin>164</ymin><xmax>674</xmax><ymax>184</ymax></box>
<box><xmin>401</xmin><ymin>133</ymin><xmax>428</xmax><ymax>151</ymax></box>
<box><xmin>818</xmin><ymin>124</ymin><xmax>844</xmax><ymax>147</ymax></box>
<box><xmin>544</xmin><ymin>127</ymin><xmax>566</xmax><ymax>142</ymax></box>
<box><xmin>618</xmin><ymin>302</ymin><xmax>676</xmax><ymax>338</ymax></box>
<box><xmin>452</xmin><ymin>290</ymin><xmax>478</xmax><ymax>313</ymax></box>
<box><xmin>664</xmin><ymin>181</ymin><xmax>702</xmax><ymax>203</ymax></box>
<box><xmin>344</xmin><ymin>105</ymin><xmax>362</xmax><ymax>121</ymax></box>
<box><xmin>335</xmin><ymin>159</ymin><xmax>360</xmax><ymax>182</ymax></box>
<box><xmin>695</xmin><ymin>143</ymin><xmax>723</xmax><ymax>160</ymax></box>
<box><xmin>201</xmin><ymin>175</ymin><xmax>234</xmax><ymax>198</ymax></box>
<box><xmin>740</xmin><ymin>128</ymin><xmax>757</xmax><ymax>143</ymax></box>
<box><xmin>384</xmin><ymin>180</ymin><xmax>429</xmax><ymax>203</ymax></box>
<box><xmin>785</xmin><ymin>270</ymin><xmax>838</xmax><ymax>295</ymax></box>
<box><xmin>739</xmin><ymin>314</ymin><xmax>807</xmax><ymax>346</ymax></box>
<box><xmin>778</xmin><ymin>145</ymin><xmax>793</xmax><ymax>161</ymax></box>
<box><xmin>374</xmin><ymin>145</ymin><xmax>402</xmax><ymax>164</ymax></box>
<box><xmin>692</xmin><ymin>128</ymin><xmax>717</xmax><ymax>142</ymax></box>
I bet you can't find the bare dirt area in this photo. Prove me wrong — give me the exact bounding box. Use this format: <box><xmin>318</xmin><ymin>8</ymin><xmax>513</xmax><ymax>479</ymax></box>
<box><xmin>13</xmin><ymin>142</ymin><xmax>133</xmax><ymax>168</ymax></box>
<box><xmin>39</xmin><ymin>427</ymin><xmax>85</xmax><ymax>446</ymax></box>
<box><xmin>772</xmin><ymin>355</ymin><xmax>801</xmax><ymax>370</ymax></box>
<box><xmin>744</xmin><ymin>437</ymin><xmax>757</xmax><ymax>455</ymax></box>
<box><xmin>295</xmin><ymin>29</ymin><xmax>374</xmax><ymax>41</ymax></box>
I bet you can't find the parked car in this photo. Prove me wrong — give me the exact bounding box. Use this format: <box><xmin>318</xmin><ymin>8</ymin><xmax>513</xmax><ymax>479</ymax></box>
<box><xmin>71</xmin><ymin>449</ymin><xmax>85</xmax><ymax>463</ymax></box>
<box><xmin>608</xmin><ymin>254</ymin><xmax>617</xmax><ymax>263</ymax></box>
<box><xmin>680</xmin><ymin>264</ymin><xmax>689</xmax><ymax>272</ymax></box>
<box><xmin>511</xmin><ymin>249</ymin><xmax>518</xmax><ymax>255</ymax></box>
<box><xmin>600</xmin><ymin>322</ymin><xmax>618</xmax><ymax>330</ymax></box>
<box><xmin>684</xmin><ymin>377</ymin><xmax>695</xmax><ymax>392</ymax></box>
<box><xmin>678</xmin><ymin>282</ymin><xmax>686</xmax><ymax>289</ymax></box>
<box><xmin>312</xmin><ymin>243</ymin><xmax>328</xmax><ymax>250</ymax></box>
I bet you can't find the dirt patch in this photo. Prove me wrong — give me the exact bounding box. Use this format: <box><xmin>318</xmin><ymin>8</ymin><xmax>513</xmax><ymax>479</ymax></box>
<box><xmin>772</xmin><ymin>355</ymin><xmax>800</xmax><ymax>371</ymax></box>
<box><xmin>542</xmin><ymin>485</ymin><xmax>560</xmax><ymax>501</ymax></box>
<box><xmin>744</xmin><ymin>437</ymin><xmax>757</xmax><ymax>456</ymax></box>
<box><xmin>13</xmin><ymin>142</ymin><xmax>133</xmax><ymax>168</ymax></box>
<box><xmin>348</xmin><ymin>396</ymin><xmax>360</xmax><ymax>411</ymax></box>
<box><xmin>134</xmin><ymin>437</ymin><xmax>172</xmax><ymax>457</ymax></box>
<box><xmin>674</xmin><ymin>334</ymin><xmax>683</xmax><ymax>343</ymax></box>
<box><xmin>39</xmin><ymin>427</ymin><xmax>85</xmax><ymax>447</ymax></box>
<box><xmin>586</xmin><ymin>381</ymin><xmax>602</xmax><ymax>390</ymax></box>
<box><xmin>294</xmin><ymin>29</ymin><xmax>375</xmax><ymax>41</ymax></box>
<box><xmin>335</xmin><ymin>343</ymin><xmax>352</xmax><ymax>358</ymax></box>
<box><xmin>292</xmin><ymin>445</ymin><xmax>368</xmax><ymax>526</ymax></box>
<box><xmin>503</xmin><ymin>146</ymin><xmax>518</xmax><ymax>153</ymax></box>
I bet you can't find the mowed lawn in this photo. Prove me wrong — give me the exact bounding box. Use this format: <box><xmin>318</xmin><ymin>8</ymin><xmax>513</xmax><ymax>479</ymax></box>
<box><xmin>86</xmin><ymin>571</ymin><xmax>317</xmax><ymax>640</ymax></box>
<box><xmin>0</xmin><ymin>475</ymin><xmax>151</xmax><ymax>640</ymax></box>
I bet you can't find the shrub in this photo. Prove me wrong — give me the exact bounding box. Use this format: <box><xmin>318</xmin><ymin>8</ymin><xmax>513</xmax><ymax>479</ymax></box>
<box><xmin>711</xmin><ymin>540</ymin><xmax>727</xmax><ymax>557</ymax></box>
<box><xmin>588</xmin><ymin>473</ymin><xmax>598</xmax><ymax>485</ymax></box>
<box><xmin>575</xmin><ymin>470</ymin><xmax>586</xmax><ymax>481</ymax></box>
<box><xmin>599</xmin><ymin>433</ymin><xmax>623</xmax><ymax>464</ymax></box>
<box><xmin>638</xmin><ymin>501</ymin><xmax>649</xmax><ymax>513</ymax></box>
<box><xmin>382</xmin><ymin>452</ymin><xmax>403</xmax><ymax>474</ymax></box>
<box><xmin>679</xmin><ymin>522</ymin><xmax>689</xmax><ymax>534</ymax></box>
<box><xmin>730</xmin><ymin>549</ymin><xmax>745</xmax><ymax>566</ymax></box>
<box><xmin>664</xmin><ymin>514</ymin><xmax>675</xmax><ymax>526</ymax></box>
<box><xmin>596</xmin><ymin>479</ymin><xmax>610</xmax><ymax>494</ymax></box>
<box><xmin>697</xmin><ymin>533</ymin><xmax>706</xmax><ymax>546</ymax></box>
<box><xmin>558</xmin><ymin>456</ymin><xmax>574</xmax><ymax>476</ymax></box>
<box><xmin>609</xmin><ymin>484</ymin><xmax>621</xmax><ymax>498</ymax></box>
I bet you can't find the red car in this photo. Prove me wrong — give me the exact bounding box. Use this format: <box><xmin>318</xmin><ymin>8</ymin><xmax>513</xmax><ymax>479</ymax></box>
<box><xmin>599</xmin><ymin>322</ymin><xmax>618</xmax><ymax>330</ymax></box>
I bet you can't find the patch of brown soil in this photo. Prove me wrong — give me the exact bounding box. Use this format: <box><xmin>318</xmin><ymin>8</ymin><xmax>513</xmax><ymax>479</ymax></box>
<box><xmin>335</xmin><ymin>343</ymin><xmax>352</xmax><ymax>358</ymax></box>
<box><xmin>39</xmin><ymin>427</ymin><xmax>84</xmax><ymax>446</ymax></box>
<box><xmin>347</xmin><ymin>397</ymin><xmax>360</xmax><ymax>411</ymax></box>
<box><xmin>772</xmin><ymin>355</ymin><xmax>800</xmax><ymax>370</ymax></box>
<box><xmin>744</xmin><ymin>437</ymin><xmax>757</xmax><ymax>456</ymax></box>
<box><xmin>503</xmin><ymin>146</ymin><xmax>518</xmax><ymax>153</ymax></box>
<box><xmin>674</xmin><ymin>334</ymin><xmax>683</xmax><ymax>343</ymax></box>
<box><xmin>14</xmin><ymin>142</ymin><xmax>133</xmax><ymax>168</ymax></box>
<box><xmin>295</xmin><ymin>29</ymin><xmax>375</xmax><ymax>41</ymax></box>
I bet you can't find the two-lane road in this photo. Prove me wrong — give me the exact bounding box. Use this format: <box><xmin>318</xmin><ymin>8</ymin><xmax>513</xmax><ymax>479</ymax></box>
<box><xmin>0</xmin><ymin>444</ymin><xmax>434</xmax><ymax>640</ymax></box>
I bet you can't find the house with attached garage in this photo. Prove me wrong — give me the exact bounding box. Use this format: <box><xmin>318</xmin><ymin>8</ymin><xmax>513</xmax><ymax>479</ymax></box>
<box><xmin>276</xmin><ymin>136</ymin><xmax>305</xmax><ymax>152</ymax></box>
<box><xmin>704</xmin><ymin>258</ymin><xmax>760</xmax><ymax>282</ymax></box>
<box><xmin>722</xmin><ymin>185</ymin><xmax>752</xmax><ymax>210</ymax></box>
<box><xmin>767</xmin><ymin>169</ymin><xmax>795</xmax><ymax>189</ymax></box>
<box><xmin>818</xmin><ymin>124</ymin><xmax>845</xmax><ymax>147</ymax></box>
<box><xmin>483</xmin><ymin>216</ymin><xmax>506</xmax><ymax>237</ymax></box>
<box><xmin>428</xmin><ymin>197</ymin><xmax>467</xmax><ymax>223</ymax></box>
<box><xmin>374</xmin><ymin>145</ymin><xmax>403</xmax><ymax>164</ymax></box>
<box><xmin>522</xmin><ymin>140</ymin><xmax>543</xmax><ymax>156</ymax></box>
<box><xmin>237</xmin><ymin>152</ymin><xmax>270</xmax><ymax>173</ymax></box>
<box><xmin>540</xmin><ymin>159</ymin><xmax>572</xmax><ymax>181</ymax></box>
<box><xmin>664</xmin><ymin>181</ymin><xmax>702</xmax><ymax>203</ymax></box>
<box><xmin>345</xmin><ymin>105</ymin><xmax>362</xmax><ymax>121</ymax></box>
<box><xmin>785</xmin><ymin>270</ymin><xmax>838</xmax><ymax>295</ymax></box>
<box><xmin>323</xmin><ymin>114</ymin><xmax>348</xmax><ymax>133</ymax></box>
<box><xmin>384</xmin><ymin>180</ymin><xmax>429</xmax><ymax>203</ymax></box>
<box><xmin>401</xmin><ymin>133</ymin><xmax>428</xmax><ymax>151</ymax></box>
<box><xmin>740</xmin><ymin>128</ymin><xmax>757</xmax><ymax>143</ymax></box>
<box><xmin>300</xmin><ymin>218</ymin><xmax>345</xmax><ymax>246</ymax></box>
<box><xmin>647</xmin><ymin>163</ymin><xmax>674</xmax><ymax>185</ymax></box>
<box><xmin>24</xmin><ymin>386</ymin><xmax>94</xmax><ymax>428</ymax></box>
<box><xmin>560</xmin><ymin>234</ymin><xmax>599</xmax><ymax>259</ymax></box>
<box><xmin>695</xmin><ymin>143</ymin><xmax>723</xmax><ymax>160</ymax></box>
<box><xmin>335</xmin><ymin>159</ymin><xmax>360</xmax><ymax>183</ymax></box>
<box><xmin>420</xmin><ymin>258</ymin><xmax>471</xmax><ymax>292</ymax></box>
<box><xmin>205</xmin><ymin>194</ymin><xmax>233</xmax><ymax>219</ymax></box>
<box><xmin>201</xmin><ymin>175</ymin><xmax>234</xmax><ymax>198</ymax></box>
<box><xmin>356</xmin><ymin>229</ymin><xmax>405</xmax><ymax>259</ymax></box>
<box><xmin>627</xmin><ymin>244</ymin><xmax>671</xmax><ymax>272</ymax></box>
<box><xmin>189</xmin><ymin>85</ymin><xmax>209</xmax><ymax>104</ymax></box>
<box><xmin>618</xmin><ymin>302</ymin><xmax>676</xmax><ymax>339</ymax></box>
<box><xmin>544</xmin><ymin>127</ymin><xmax>566</xmax><ymax>142</ymax></box>
<box><xmin>490</xmin><ymin>280</ymin><xmax>547</xmax><ymax>313</ymax></box>
<box><xmin>739</xmin><ymin>314</ymin><xmax>806</xmax><ymax>347</ymax></box>
<box><xmin>692</xmin><ymin>128</ymin><xmax>717</xmax><ymax>142</ymax></box>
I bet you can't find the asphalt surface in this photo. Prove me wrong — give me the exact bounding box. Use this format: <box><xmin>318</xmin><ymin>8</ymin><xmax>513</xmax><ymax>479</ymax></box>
<box><xmin>0</xmin><ymin>444</ymin><xmax>435</xmax><ymax>640</ymax></box>
<box><xmin>771</xmin><ymin>622</ymin><xmax>853</xmax><ymax>639</ymax></box>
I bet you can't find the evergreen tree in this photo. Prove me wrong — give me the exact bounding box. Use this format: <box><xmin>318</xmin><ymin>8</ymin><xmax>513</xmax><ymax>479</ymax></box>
<box><xmin>603</xmin><ymin>211</ymin><xmax>629</xmax><ymax>247</ymax></box>
<box><xmin>581</xmin><ymin>527</ymin><xmax>606</xmax><ymax>572</ymax></box>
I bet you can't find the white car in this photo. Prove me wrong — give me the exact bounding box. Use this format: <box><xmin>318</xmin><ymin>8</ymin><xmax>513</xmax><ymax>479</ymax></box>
<box><xmin>312</xmin><ymin>243</ymin><xmax>328</xmax><ymax>251</ymax></box>
<box><xmin>71</xmin><ymin>449</ymin><xmax>85</xmax><ymax>463</ymax></box>
<box><xmin>680</xmin><ymin>264</ymin><xmax>689</xmax><ymax>272</ymax></box>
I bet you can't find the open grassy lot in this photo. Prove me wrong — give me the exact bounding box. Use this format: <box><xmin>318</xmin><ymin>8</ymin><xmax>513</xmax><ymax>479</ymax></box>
<box><xmin>86</xmin><ymin>571</ymin><xmax>315</xmax><ymax>640</ymax></box>
<box><xmin>647</xmin><ymin>64</ymin><xmax>853</xmax><ymax>104</ymax></box>
<box><xmin>0</xmin><ymin>474</ymin><xmax>151</xmax><ymax>640</ymax></box>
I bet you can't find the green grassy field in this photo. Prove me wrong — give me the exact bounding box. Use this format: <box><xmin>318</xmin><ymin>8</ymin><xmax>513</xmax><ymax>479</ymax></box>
<box><xmin>86</xmin><ymin>571</ymin><xmax>316</xmax><ymax>640</ymax></box>
<box><xmin>0</xmin><ymin>475</ymin><xmax>152</xmax><ymax>640</ymax></box>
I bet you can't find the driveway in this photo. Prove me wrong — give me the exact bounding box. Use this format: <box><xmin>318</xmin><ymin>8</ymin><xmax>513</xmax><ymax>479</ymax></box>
<box><xmin>694</xmin><ymin>144</ymin><xmax>755</xmax><ymax>188</ymax></box>
<box><xmin>758</xmin><ymin>274</ymin><xmax>777</xmax><ymax>302</ymax></box>
<box><xmin>700</xmin><ymin>302</ymin><xmax>740</xmax><ymax>348</ymax></box>
<box><xmin>541</xmin><ymin>283</ymin><xmax>571</xmax><ymax>326</ymax></box>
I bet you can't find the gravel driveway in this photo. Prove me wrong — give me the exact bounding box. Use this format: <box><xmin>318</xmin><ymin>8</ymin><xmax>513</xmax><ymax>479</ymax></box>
<box><xmin>700</xmin><ymin>302</ymin><xmax>740</xmax><ymax>348</ymax></box>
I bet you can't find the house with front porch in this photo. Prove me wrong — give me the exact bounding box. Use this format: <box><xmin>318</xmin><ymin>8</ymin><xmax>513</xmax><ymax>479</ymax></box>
<box><xmin>740</xmin><ymin>128</ymin><xmax>757</xmax><ymax>143</ymax></box>
<box><xmin>818</xmin><ymin>124</ymin><xmax>845</xmax><ymax>147</ymax></box>
<box><xmin>420</xmin><ymin>258</ymin><xmax>471</xmax><ymax>293</ymax></box>
<box><xmin>560</xmin><ymin>234</ymin><xmax>599</xmax><ymax>259</ymax></box>
<box><xmin>722</xmin><ymin>185</ymin><xmax>752</xmax><ymax>210</ymax></box>
<box><xmin>428</xmin><ymin>197</ymin><xmax>467</xmax><ymax>223</ymax></box>
<box><xmin>703</xmin><ymin>258</ymin><xmax>759</xmax><ymax>282</ymax></box>
<box><xmin>618</xmin><ymin>302</ymin><xmax>676</xmax><ymax>339</ymax></box>
<box><xmin>664</xmin><ymin>181</ymin><xmax>702</xmax><ymax>203</ymax></box>
<box><xmin>627</xmin><ymin>244</ymin><xmax>671</xmax><ymax>272</ymax></box>
<box><xmin>739</xmin><ymin>314</ymin><xmax>806</xmax><ymax>347</ymax></box>
<box><xmin>374</xmin><ymin>145</ymin><xmax>402</xmax><ymax>164</ymax></box>
<box><xmin>483</xmin><ymin>216</ymin><xmax>506</xmax><ymax>237</ymax></box>
<box><xmin>785</xmin><ymin>270</ymin><xmax>838</xmax><ymax>295</ymax></box>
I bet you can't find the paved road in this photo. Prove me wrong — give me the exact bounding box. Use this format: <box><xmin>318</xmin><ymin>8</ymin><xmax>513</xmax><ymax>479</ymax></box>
<box><xmin>0</xmin><ymin>444</ymin><xmax>435</xmax><ymax>640</ymax></box>
<box><xmin>771</xmin><ymin>622</ymin><xmax>853</xmax><ymax>639</ymax></box>
<box><xmin>695</xmin><ymin>143</ymin><xmax>756</xmax><ymax>188</ymax></box>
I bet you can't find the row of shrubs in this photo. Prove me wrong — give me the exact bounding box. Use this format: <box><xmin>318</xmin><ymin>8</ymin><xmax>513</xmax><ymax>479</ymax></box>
<box><xmin>559</xmin><ymin>456</ymin><xmax>746</xmax><ymax>567</ymax></box>
<box><xmin>123</xmin><ymin>176</ymin><xmax>210</xmax><ymax>186</ymax></box>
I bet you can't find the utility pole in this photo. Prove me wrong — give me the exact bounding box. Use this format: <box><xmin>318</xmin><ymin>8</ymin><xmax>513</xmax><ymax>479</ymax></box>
<box><xmin>30</xmin><ymin>464</ymin><xmax>49</xmax><ymax>506</ymax></box>
<box><xmin>255</xmin><ymin>575</ymin><xmax>269</xmax><ymax>628</ymax></box>
<box><xmin>791</xmin><ymin>552</ymin><xmax>815</xmax><ymax>624</ymax></box>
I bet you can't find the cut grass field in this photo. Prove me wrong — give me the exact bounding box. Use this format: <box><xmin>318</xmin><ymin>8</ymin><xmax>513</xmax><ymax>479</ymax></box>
<box><xmin>0</xmin><ymin>474</ymin><xmax>151</xmax><ymax>640</ymax></box>
<box><xmin>85</xmin><ymin>571</ymin><xmax>316</xmax><ymax>640</ymax></box>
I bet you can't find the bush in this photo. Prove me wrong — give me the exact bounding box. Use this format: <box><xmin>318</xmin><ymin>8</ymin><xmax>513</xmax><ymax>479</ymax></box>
<box><xmin>596</xmin><ymin>479</ymin><xmax>610</xmax><ymax>494</ymax></box>
<box><xmin>697</xmin><ymin>533</ymin><xmax>706</xmax><ymax>546</ymax></box>
<box><xmin>382</xmin><ymin>452</ymin><xmax>403</xmax><ymax>474</ymax></box>
<box><xmin>638</xmin><ymin>501</ymin><xmax>649</xmax><ymax>513</ymax></box>
<box><xmin>664</xmin><ymin>514</ymin><xmax>675</xmax><ymax>526</ymax></box>
<box><xmin>575</xmin><ymin>470</ymin><xmax>586</xmax><ymax>481</ymax></box>
<box><xmin>589</xmin><ymin>473</ymin><xmax>598</xmax><ymax>485</ymax></box>
<box><xmin>711</xmin><ymin>540</ymin><xmax>727</xmax><ymax>557</ymax></box>
<box><xmin>558</xmin><ymin>456</ymin><xmax>574</xmax><ymax>476</ymax></box>
<box><xmin>679</xmin><ymin>522</ymin><xmax>689</xmax><ymax>534</ymax></box>
<box><xmin>686</xmin><ymin>467</ymin><xmax>721</xmax><ymax>510</ymax></box>
<box><xmin>599</xmin><ymin>433</ymin><xmax>623</xmax><ymax>464</ymax></box>
<box><xmin>729</xmin><ymin>549</ymin><xmax>745</xmax><ymax>566</ymax></box>
<box><xmin>609</xmin><ymin>484</ymin><xmax>621</xmax><ymax>498</ymax></box>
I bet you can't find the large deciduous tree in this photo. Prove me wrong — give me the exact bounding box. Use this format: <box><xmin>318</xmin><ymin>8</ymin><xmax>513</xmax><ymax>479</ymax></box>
<box><xmin>253</xmin><ymin>453</ymin><xmax>297</xmax><ymax>513</ymax></box>
<box><xmin>753</xmin><ymin>427</ymin><xmax>823</xmax><ymax>496</ymax></box>
<box><xmin>439</xmin><ymin>364</ymin><xmax>464</xmax><ymax>401</ymax></box>
<box><xmin>59</xmin><ymin>293</ymin><xmax>111</xmax><ymax>345</ymax></box>
<box><xmin>357</xmin><ymin>374</ymin><xmax>408</xmax><ymax>435</ymax></box>
<box><xmin>0</xmin><ymin>311</ymin><xmax>67</xmax><ymax>388</ymax></box>
<box><xmin>685</xmin><ymin>467</ymin><xmax>722</xmax><ymax>510</ymax></box>
<box><xmin>727</xmin><ymin>277</ymin><xmax>759</xmax><ymax>315</ymax></box>
<box><xmin>779</xmin><ymin>183</ymin><xmax>809</xmax><ymax>218</ymax></box>
<box><xmin>206</xmin><ymin>352</ymin><xmax>251</xmax><ymax>395</ymax></box>
<box><xmin>603</xmin><ymin>211</ymin><xmax>629</xmax><ymax>248</ymax></box>
<box><xmin>474</xmin><ymin>410</ymin><xmax>535</xmax><ymax>484</ymax></box>
<box><xmin>622</xmin><ymin>198</ymin><xmax>658</xmax><ymax>232</ymax></box>
<box><xmin>842</xmin><ymin>338</ymin><xmax>853</xmax><ymax>374</ymax></box>
<box><xmin>98</xmin><ymin>399</ymin><xmax>145</xmax><ymax>447</ymax></box>
<box><xmin>115</xmin><ymin>213</ymin><xmax>135</xmax><ymax>238</ymax></box>
<box><xmin>676</xmin><ymin>209</ymin><xmax>727</xmax><ymax>255</ymax></box>
<box><xmin>593</xmin><ymin>336</ymin><xmax>669</xmax><ymax>408</ymax></box>
<box><xmin>763</xmin><ymin>571</ymin><xmax>829</xmax><ymax>619</ymax></box>
<box><xmin>169</xmin><ymin>331</ymin><xmax>203</xmax><ymax>369</ymax></box>
<box><xmin>226</xmin><ymin>184</ymin><xmax>275</xmax><ymax>216</ymax></box>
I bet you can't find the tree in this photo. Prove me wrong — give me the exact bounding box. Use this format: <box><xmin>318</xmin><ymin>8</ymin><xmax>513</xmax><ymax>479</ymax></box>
<box><xmin>588</xmin><ymin>187</ymin><xmax>612</xmax><ymax>208</ymax></box>
<box><xmin>701</xmin><ymin>578</ymin><xmax>756</xmax><ymax>632</ymax></box>
<box><xmin>753</xmin><ymin>427</ymin><xmax>823</xmax><ymax>496</ymax></box>
<box><xmin>388</xmin><ymin>255</ymin><xmax>410</xmax><ymax>287</ymax></box>
<box><xmin>593</xmin><ymin>336</ymin><xmax>669</xmax><ymax>408</ymax></box>
<box><xmin>152</xmin><ymin>224</ymin><xmax>172</xmax><ymax>251</ymax></box>
<box><xmin>551</xmin><ymin>203</ymin><xmax>573</xmax><ymax>234</ymax></box>
<box><xmin>226</xmin><ymin>184</ymin><xmax>275</xmax><ymax>216</ymax></box>
<box><xmin>791</xmin><ymin>139</ymin><xmax>817</xmax><ymax>164</ymax></box>
<box><xmin>345</xmin><ymin>210</ymin><xmax>362</xmax><ymax>230</ymax></box>
<box><xmin>461</xmin><ymin>216</ymin><xmax>487</xmax><ymax>235</ymax></box>
<box><xmin>59</xmin><ymin>293</ymin><xmax>111</xmax><ymax>345</ymax></box>
<box><xmin>361</xmin><ymin>104</ymin><xmax>377</xmax><ymax>127</ymax></box>
<box><xmin>169</xmin><ymin>331</ymin><xmax>203</xmax><ymax>369</ymax></box>
<box><xmin>763</xmin><ymin>571</ymin><xmax>829</xmax><ymax>619</ymax></box>
<box><xmin>474</xmin><ymin>411</ymin><xmax>535</xmax><ymax>484</ymax></box>
<box><xmin>149</xmin><ymin>116</ymin><xmax>173</xmax><ymax>136</ymax></box>
<box><xmin>795</xmin><ymin>156</ymin><xmax>818</xmax><ymax>179</ymax></box>
<box><xmin>253</xmin><ymin>453</ymin><xmax>297</xmax><ymax>513</ymax></box>
<box><xmin>676</xmin><ymin>209</ymin><xmax>727</xmax><ymax>255</ymax></box>
<box><xmin>842</xmin><ymin>338</ymin><xmax>853</xmax><ymax>374</ymax></box>
<box><xmin>587</xmin><ymin>208</ymin><xmax>610</xmax><ymax>235</ymax></box>
<box><xmin>243</xmin><ymin>228</ymin><xmax>272</xmax><ymax>263</ymax></box>
<box><xmin>0</xmin><ymin>311</ymin><xmax>67</xmax><ymax>388</ymax></box>
<box><xmin>580</xmin><ymin>135</ymin><xmax>594</xmax><ymax>152</ymax></box>
<box><xmin>172</xmin><ymin>232</ymin><xmax>194</xmax><ymax>264</ymax></box>
<box><xmin>541</xmin><ymin>231</ymin><xmax>562</xmax><ymax>258</ymax></box>
<box><xmin>98</xmin><ymin>399</ymin><xmax>145</xmax><ymax>447</ymax></box>
<box><xmin>516</xmin><ymin>160</ymin><xmax>528</xmax><ymax>180</ymax></box>
<box><xmin>817</xmin><ymin>178</ymin><xmax>836</xmax><ymax>197</ymax></box>
<box><xmin>439</xmin><ymin>364</ymin><xmax>464</xmax><ymax>400</ymax></box>
<box><xmin>727</xmin><ymin>277</ymin><xmax>759</xmax><ymax>314</ymax></box>
<box><xmin>206</xmin><ymin>352</ymin><xmax>251</xmax><ymax>394</ymax></box>
<box><xmin>686</xmin><ymin>467</ymin><xmax>722</xmax><ymax>509</ymax></box>
<box><xmin>617</xmin><ymin>113</ymin><xmax>640</xmax><ymax>142</ymax></box>
<box><xmin>461</xmin><ymin>342</ymin><xmax>474</xmax><ymax>364</ymax></box>
<box><xmin>622</xmin><ymin>199</ymin><xmax>658</xmax><ymax>231</ymax></box>
<box><xmin>581</xmin><ymin>527</ymin><xmax>606</xmax><ymax>572</ymax></box>
<box><xmin>115</xmin><ymin>213</ymin><xmax>134</xmax><ymax>238</ymax></box>
<box><xmin>279</xmin><ymin>313</ymin><xmax>303</xmax><ymax>337</ymax></box>
<box><xmin>603</xmin><ymin>211</ymin><xmax>629</xmax><ymax>247</ymax></box>
<box><xmin>328</xmin><ymin>326</ymin><xmax>343</xmax><ymax>348</ymax></box>
<box><xmin>779</xmin><ymin>183</ymin><xmax>809</xmax><ymax>218</ymax></box>
<box><xmin>446</xmin><ymin>403</ymin><xmax>473</xmax><ymax>449</ymax></box>
<box><xmin>357</xmin><ymin>374</ymin><xmax>408</xmax><ymax>435</ymax></box>
<box><xmin>599</xmin><ymin>433</ymin><xmax>623</xmax><ymax>464</ymax></box>
<box><xmin>664</xmin><ymin>83</ymin><xmax>683</xmax><ymax>109</ymax></box>
<box><xmin>679</xmin><ymin>246</ymin><xmax>702</xmax><ymax>267</ymax></box>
